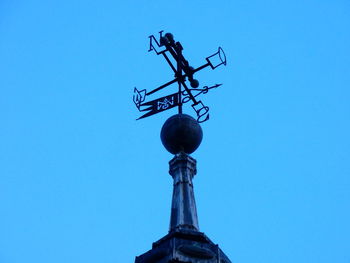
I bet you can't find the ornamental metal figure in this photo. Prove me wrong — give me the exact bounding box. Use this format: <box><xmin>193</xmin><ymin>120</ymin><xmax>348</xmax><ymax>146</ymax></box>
<box><xmin>133</xmin><ymin>31</ymin><xmax>226</xmax><ymax>123</ymax></box>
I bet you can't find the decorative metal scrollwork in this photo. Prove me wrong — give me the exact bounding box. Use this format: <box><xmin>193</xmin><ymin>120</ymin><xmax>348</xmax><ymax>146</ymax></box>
<box><xmin>133</xmin><ymin>31</ymin><xmax>226</xmax><ymax>123</ymax></box>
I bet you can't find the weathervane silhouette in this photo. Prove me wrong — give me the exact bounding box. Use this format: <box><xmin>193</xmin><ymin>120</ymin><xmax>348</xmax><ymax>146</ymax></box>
<box><xmin>134</xmin><ymin>31</ymin><xmax>232</xmax><ymax>263</ymax></box>
<box><xmin>133</xmin><ymin>30</ymin><xmax>226</xmax><ymax>123</ymax></box>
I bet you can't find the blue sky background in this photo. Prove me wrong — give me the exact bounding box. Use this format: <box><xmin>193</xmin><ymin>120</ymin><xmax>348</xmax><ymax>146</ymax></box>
<box><xmin>1</xmin><ymin>0</ymin><xmax>349</xmax><ymax>262</ymax></box>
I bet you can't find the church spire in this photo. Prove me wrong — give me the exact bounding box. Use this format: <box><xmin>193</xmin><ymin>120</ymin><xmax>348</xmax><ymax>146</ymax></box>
<box><xmin>169</xmin><ymin>152</ymin><xmax>199</xmax><ymax>232</ymax></box>
<box><xmin>134</xmin><ymin>31</ymin><xmax>231</xmax><ymax>263</ymax></box>
<box><xmin>135</xmin><ymin>114</ymin><xmax>232</xmax><ymax>263</ymax></box>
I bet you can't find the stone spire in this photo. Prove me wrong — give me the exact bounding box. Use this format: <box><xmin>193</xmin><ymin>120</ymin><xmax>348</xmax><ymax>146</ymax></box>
<box><xmin>135</xmin><ymin>114</ymin><xmax>232</xmax><ymax>263</ymax></box>
<box><xmin>169</xmin><ymin>152</ymin><xmax>199</xmax><ymax>232</ymax></box>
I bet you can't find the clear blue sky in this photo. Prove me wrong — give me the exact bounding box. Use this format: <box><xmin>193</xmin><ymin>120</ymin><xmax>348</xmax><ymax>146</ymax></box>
<box><xmin>1</xmin><ymin>0</ymin><xmax>349</xmax><ymax>262</ymax></box>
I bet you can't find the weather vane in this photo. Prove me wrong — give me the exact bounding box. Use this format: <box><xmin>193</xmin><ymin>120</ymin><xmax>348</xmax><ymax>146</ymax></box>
<box><xmin>133</xmin><ymin>30</ymin><xmax>226</xmax><ymax>123</ymax></box>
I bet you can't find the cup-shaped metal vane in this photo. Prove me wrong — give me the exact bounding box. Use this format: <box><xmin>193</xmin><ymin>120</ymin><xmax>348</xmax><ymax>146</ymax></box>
<box><xmin>206</xmin><ymin>47</ymin><xmax>227</xmax><ymax>69</ymax></box>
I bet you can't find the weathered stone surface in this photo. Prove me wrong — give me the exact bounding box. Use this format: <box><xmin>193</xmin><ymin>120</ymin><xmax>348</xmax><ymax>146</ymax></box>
<box><xmin>169</xmin><ymin>152</ymin><xmax>199</xmax><ymax>232</ymax></box>
<box><xmin>135</xmin><ymin>229</ymin><xmax>231</xmax><ymax>263</ymax></box>
<box><xmin>135</xmin><ymin>153</ymin><xmax>232</xmax><ymax>263</ymax></box>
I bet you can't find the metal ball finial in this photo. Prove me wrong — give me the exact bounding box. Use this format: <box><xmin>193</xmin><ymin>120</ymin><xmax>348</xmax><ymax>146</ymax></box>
<box><xmin>161</xmin><ymin>114</ymin><xmax>203</xmax><ymax>154</ymax></box>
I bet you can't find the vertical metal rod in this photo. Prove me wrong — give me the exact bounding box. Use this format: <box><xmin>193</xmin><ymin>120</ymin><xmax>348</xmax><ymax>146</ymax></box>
<box><xmin>177</xmin><ymin>48</ymin><xmax>183</xmax><ymax>114</ymax></box>
<box><xmin>178</xmin><ymin>82</ymin><xmax>182</xmax><ymax>114</ymax></box>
